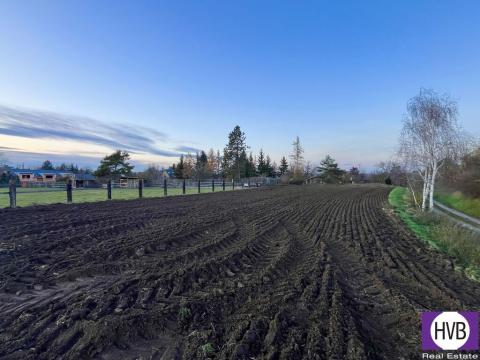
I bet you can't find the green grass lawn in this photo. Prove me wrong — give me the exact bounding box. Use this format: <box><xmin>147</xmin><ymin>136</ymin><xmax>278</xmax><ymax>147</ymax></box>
<box><xmin>0</xmin><ymin>186</ymin><xmax>237</xmax><ymax>208</ymax></box>
<box><xmin>434</xmin><ymin>191</ymin><xmax>480</xmax><ymax>219</ymax></box>
<box><xmin>389</xmin><ymin>187</ymin><xmax>480</xmax><ymax>280</ymax></box>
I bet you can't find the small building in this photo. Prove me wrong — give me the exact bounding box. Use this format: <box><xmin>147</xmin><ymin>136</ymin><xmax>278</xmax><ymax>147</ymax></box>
<box><xmin>119</xmin><ymin>175</ymin><xmax>139</xmax><ymax>188</ymax></box>
<box><xmin>73</xmin><ymin>173</ymin><xmax>97</xmax><ymax>188</ymax></box>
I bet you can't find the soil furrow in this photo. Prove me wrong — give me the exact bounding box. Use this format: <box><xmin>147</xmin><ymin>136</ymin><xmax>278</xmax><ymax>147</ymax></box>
<box><xmin>1</xmin><ymin>185</ymin><xmax>479</xmax><ymax>359</ymax></box>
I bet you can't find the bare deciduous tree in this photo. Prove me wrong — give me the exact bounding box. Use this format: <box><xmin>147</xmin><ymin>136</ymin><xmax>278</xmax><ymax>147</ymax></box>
<box><xmin>399</xmin><ymin>89</ymin><xmax>468</xmax><ymax>211</ymax></box>
<box><xmin>183</xmin><ymin>153</ymin><xmax>195</xmax><ymax>179</ymax></box>
<box><xmin>215</xmin><ymin>149</ymin><xmax>223</xmax><ymax>177</ymax></box>
<box><xmin>290</xmin><ymin>136</ymin><xmax>304</xmax><ymax>178</ymax></box>
<box><xmin>304</xmin><ymin>161</ymin><xmax>314</xmax><ymax>178</ymax></box>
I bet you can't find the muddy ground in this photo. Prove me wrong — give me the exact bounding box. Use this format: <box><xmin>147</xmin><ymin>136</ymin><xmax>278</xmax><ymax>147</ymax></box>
<box><xmin>0</xmin><ymin>184</ymin><xmax>479</xmax><ymax>359</ymax></box>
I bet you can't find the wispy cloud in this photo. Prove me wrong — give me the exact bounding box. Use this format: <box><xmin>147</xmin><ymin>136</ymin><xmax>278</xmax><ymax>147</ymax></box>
<box><xmin>0</xmin><ymin>149</ymin><xmax>101</xmax><ymax>168</ymax></box>
<box><xmin>175</xmin><ymin>145</ymin><xmax>203</xmax><ymax>154</ymax></box>
<box><xmin>0</xmin><ymin>105</ymin><xmax>199</xmax><ymax>167</ymax></box>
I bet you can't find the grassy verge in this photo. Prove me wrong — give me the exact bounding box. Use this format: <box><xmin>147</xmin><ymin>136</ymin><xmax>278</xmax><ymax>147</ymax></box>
<box><xmin>389</xmin><ymin>187</ymin><xmax>480</xmax><ymax>280</ymax></box>
<box><xmin>434</xmin><ymin>191</ymin><xmax>480</xmax><ymax>219</ymax></box>
<box><xmin>0</xmin><ymin>186</ymin><xmax>238</xmax><ymax>208</ymax></box>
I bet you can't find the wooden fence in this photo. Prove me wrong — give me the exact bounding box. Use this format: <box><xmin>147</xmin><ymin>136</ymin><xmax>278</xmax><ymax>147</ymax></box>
<box><xmin>2</xmin><ymin>177</ymin><xmax>280</xmax><ymax>208</ymax></box>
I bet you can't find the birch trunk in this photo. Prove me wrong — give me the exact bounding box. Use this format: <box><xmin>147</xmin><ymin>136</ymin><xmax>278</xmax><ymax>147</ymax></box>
<box><xmin>425</xmin><ymin>174</ymin><xmax>432</xmax><ymax>211</ymax></box>
<box><xmin>406</xmin><ymin>175</ymin><xmax>420</xmax><ymax>209</ymax></box>
<box><xmin>429</xmin><ymin>162</ymin><xmax>437</xmax><ymax>210</ymax></box>
<box><xmin>421</xmin><ymin>168</ymin><xmax>429</xmax><ymax>211</ymax></box>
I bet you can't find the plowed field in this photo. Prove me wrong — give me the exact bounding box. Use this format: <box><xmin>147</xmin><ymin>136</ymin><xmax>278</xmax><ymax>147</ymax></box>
<box><xmin>1</xmin><ymin>185</ymin><xmax>479</xmax><ymax>359</ymax></box>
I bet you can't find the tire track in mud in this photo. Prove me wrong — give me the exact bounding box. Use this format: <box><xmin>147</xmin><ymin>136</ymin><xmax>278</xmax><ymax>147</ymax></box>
<box><xmin>1</xmin><ymin>185</ymin><xmax>480</xmax><ymax>359</ymax></box>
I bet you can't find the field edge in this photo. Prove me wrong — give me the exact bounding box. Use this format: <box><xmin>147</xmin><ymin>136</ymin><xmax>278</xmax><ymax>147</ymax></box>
<box><xmin>388</xmin><ymin>186</ymin><xmax>480</xmax><ymax>281</ymax></box>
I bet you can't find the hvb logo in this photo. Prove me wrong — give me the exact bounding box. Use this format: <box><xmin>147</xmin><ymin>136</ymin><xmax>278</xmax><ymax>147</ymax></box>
<box><xmin>422</xmin><ymin>312</ymin><xmax>478</xmax><ymax>350</ymax></box>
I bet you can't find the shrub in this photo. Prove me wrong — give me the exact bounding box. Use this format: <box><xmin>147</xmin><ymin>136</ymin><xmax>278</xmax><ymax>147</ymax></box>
<box><xmin>280</xmin><ymin>174</ymin><xmax>290</xmax><ymax>184</ymax></box>
<box><xmin>289</xmin><ymin>177</ymin><xmax>304</xmax><ymax>185</ymax></box>
<box><xmin>430</xmin><ymin>223</ymin><xmax>480</xmax><ymax>269</ymax></box>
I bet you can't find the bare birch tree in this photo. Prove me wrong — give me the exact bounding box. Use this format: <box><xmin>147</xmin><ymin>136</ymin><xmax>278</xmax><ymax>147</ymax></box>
<box><xmin>399</xmin><ymin>89</ymin><xmax>468</xmax><ymax>211</ymax></box>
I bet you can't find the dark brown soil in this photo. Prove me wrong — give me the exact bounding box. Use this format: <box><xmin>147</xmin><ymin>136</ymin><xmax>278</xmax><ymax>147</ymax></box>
<box><xmin>0</xmin><ymin>184</ymin><xmax>479</xmax><ymax>359</ymax></box>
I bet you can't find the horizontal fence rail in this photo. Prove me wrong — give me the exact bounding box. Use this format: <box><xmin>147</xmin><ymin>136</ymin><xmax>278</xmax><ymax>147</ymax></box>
<box><xmin>1</xmin><ymin>177</ymin><xmax>281</xmax><ymax>208</ymax></box>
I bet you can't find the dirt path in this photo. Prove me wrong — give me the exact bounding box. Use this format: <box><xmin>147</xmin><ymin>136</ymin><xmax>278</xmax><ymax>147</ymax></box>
<box><xmin>0</xmin><ymin>185</ymin><xmax>479</xmax><ymax>359</ymax></box>
<box><xmin>433</xmin><ymin>200</ymin><xmax>480</xmax><ymax>233</ymax></box>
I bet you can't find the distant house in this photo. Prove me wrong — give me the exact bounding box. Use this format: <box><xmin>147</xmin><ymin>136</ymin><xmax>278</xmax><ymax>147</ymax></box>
<box><xmin>11</xmin><ymin>169</ymin><xmax>98</xmax><ymax>187</ymax></box>
<box><xmin>11</xmin><ymin>169</ymin><xmax>73</xmax><ymax>186</ymax></box>
<box><xmin>164</xmin><ymin>167</ymin><xmax>174</xmax><ymax>178</ymax></box>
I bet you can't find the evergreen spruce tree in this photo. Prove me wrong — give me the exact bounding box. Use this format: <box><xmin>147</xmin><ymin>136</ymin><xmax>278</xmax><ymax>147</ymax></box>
<box><xmin>279</xmin><ymin>156</ymin><xmax>289</xmax><ymax>175</ymax></box>
<box><xmin>223</xmin><ymin>126</ymin><xmax>248</xmax><ymax>179</ymax></box>
<box><xmin>257</xmin><ymin>149</ymin><xmax>266</xmax><ymax>175</ymax></box>
<box><xmin>207</xmin><ymin>149</ymin><xmax>216</xmax><ymax>177</ymax></box>
<box><xmin>317</xmin><ymin>155</ymin><xmax>345</xmax><ymax>183</ymax></box>
<box><xmin>41</xmin><ymin>160</ymin><xmax>54</xmax><ymax>170</ymax></box>
<box><xmin>239</xmin><ymin>150</ymin><xmax>248</xmax><ymax>179</ymax></box>
<box><xmin>265</xmin><ymin>155</ymin><xmax>274</xmax><ymax>177</ymax></box>
<box><xmin>195</xmin><ymin>151</ymin><xmax>208</xmax><ymax>179</ymax></box>
<box><xmin>246</xmin><ymin>152</ymin><xmax>256</xmax><ymax>178</ymax></box>
<box><xmin>174</xmin><ymin>155</ymin><xmax>184</xmax><ymax>179</ymax></box>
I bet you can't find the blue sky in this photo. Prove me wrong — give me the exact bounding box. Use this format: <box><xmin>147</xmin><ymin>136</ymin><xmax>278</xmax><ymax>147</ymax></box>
<box><xmin>0</xmin><ymin>1</ymin><xmax>479</xmax><ymax>171</ymax></box>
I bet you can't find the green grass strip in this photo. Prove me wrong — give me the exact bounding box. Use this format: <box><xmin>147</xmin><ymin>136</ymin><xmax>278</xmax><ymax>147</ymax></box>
<box><xmin>388</xmin><ymin>187</ymin><xmax>435</xmax><ymax>246</ymax></box>
<box><xmin>0</xmin><ymin>186</ymin><xmax>238</xmax><ymax>208</ymax></box>
<box><xmin>434</xmin><ymin>191</ymin><xmax>480</xmax><ymax>219</ymax></box>
<box><xmin>389</xmin><ymin>186</ymin><xmax>480</xmax><ymax>280</ymax></box>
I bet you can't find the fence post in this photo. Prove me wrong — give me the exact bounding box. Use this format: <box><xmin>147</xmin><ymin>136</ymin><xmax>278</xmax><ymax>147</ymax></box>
<box><xmin>66</xmin><ymin>179</ymin><xmax>73</xmax><ymax>203</ymax></box>
<box><xmin>139</xmin><ymin>178</ymin><xmax>143</xmax><ymax>198</ymax></box>
<box><xmin>182</xmin><ymin>179</ymin><xmax>186</xmax><ymax>195</ymax></box>
<box><xmin>8</xmin><ymin>179</ymin><xmax>16</xmax><ymax>208</ymax></box>
<box><xmin>198</xmin><ymin>180</ymin><xmax>201</xmax><ymax>194</ymax></box>
<box><xmin>222</xmin><ymin>179</ymin><xmax>225</xmax><ymax>191</ymax></box>
<box><xmin>212</xmin><ymin>179</ymin><xmax>215</xmax><ymax>192</ymax></box>
<box><xmin>164</xmin><ymin>178</ymin><xmax>167</xmax><ymax>196</ymax></box>
<box><xmin>107</xmin><ymin>180</ymin><xmax>112</xmax><ymax>200</ymax></box>
<box><xmin>232</xmin><ymin>179</ymin><xmax>235</xmax><ymax>190</ymax></box>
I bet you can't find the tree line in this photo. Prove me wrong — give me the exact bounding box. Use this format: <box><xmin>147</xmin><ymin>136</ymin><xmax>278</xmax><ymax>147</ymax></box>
<box><xmin>9</xmin><ymin>88</ymin><xmax>474</xmax><ymax>200</ymax></box>
<box><xmin>38</xmin><ymin>160</ymin><xmax>93</xmax><ymax>174</ymax></box>
<box><xmin>169</xmin><ymin>126</ymin><xmax>363</xmax><ymax>185</ymax></box>
<box><xmin>0</xmin><ymin>128</ymin><xmax>387</xmax><ymax>186</ymax></box>
<box><xmin>171</xmin><ymin>125</ymin><xmax>292</xmax><ymax>180</ymax></box>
